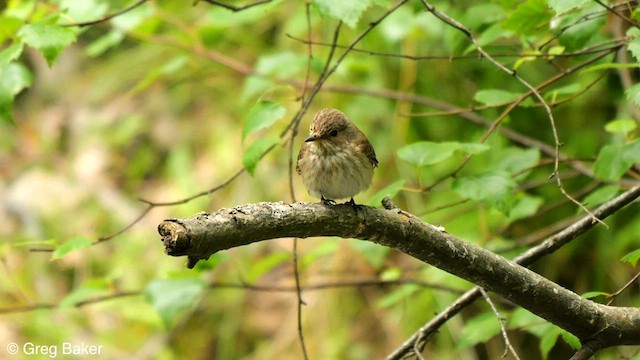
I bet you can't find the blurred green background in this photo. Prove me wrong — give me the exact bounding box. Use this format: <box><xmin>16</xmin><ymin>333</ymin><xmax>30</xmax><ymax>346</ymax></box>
<box><xmin>1</xmin><ymin>0</ymin><xmax>639</xmax><ymax>359</ymax></box>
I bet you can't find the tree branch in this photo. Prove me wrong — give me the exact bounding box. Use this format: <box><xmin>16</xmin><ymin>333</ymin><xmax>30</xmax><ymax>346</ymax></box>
<box><xmin>158</xmin><ymin>200</ymin><xmax>640</xmax><ymax>348</ymax></box>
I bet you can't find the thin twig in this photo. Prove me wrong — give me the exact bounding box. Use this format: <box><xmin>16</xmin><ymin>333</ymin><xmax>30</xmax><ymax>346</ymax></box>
<box><xmin>199</xmin><ymin>0</ymin><xmax>272</xmax><ymax>12</ymax></box>
<box><xmin>62</xmin><ymin>0</ymin><xmax>148</xmax><ymax>27</ymax></box>
<box><xmin>479</xmin><ymin>288</ymin><xmax>521</xmax><ymax>360</ymax></box>
<box><xmin>606</xmin><ymin>271</ymin><xmax>640</xmax><ymax>305</ymax></box>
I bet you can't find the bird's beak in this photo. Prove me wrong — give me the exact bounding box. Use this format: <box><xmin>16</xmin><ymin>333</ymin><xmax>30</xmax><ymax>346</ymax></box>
<box><xmin>304</xmin><ymin>135</ymin><xmax>318</xmax><ymax>142</ymax></box>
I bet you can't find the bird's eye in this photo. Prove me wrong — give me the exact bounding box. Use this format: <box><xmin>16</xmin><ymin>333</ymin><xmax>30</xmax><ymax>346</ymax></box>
<box><xmin>329</xmin><ymin>130</ymin><xmax>338</xmax><ymax>137</ymax></box>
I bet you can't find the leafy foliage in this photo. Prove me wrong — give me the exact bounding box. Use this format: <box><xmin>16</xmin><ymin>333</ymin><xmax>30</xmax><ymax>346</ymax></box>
<box><xmin>2</xmin><ymin>0</ymin><xmax>640</xmax><ymax>359</ymax></box>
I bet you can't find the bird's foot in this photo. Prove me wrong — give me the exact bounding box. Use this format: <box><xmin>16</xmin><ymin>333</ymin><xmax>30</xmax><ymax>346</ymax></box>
<box><xmin>344</xmin><ymin>198</ymin><xmax>359</xmax><ymax>213</ymax></box>
<box><xmin>321</xmin><ymin>196</ymin><xmax>337</xmax><ymax>205</ymax></box>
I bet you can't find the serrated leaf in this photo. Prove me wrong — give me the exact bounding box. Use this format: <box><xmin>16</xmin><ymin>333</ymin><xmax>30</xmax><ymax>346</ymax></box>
<box><xmin>51</xmin><ymin>236</ymin><xmax>92</xmax><ymax>260</ymax></box>
<box><xmin>502</xmin><ymin>0</ymin><xmax>552</xmax><ymax>35</ymax></box>
<box><xmin>627</xmin><ymin>38</ymin><xmax>640</xmax><ymax>62</ymax></box>
<box><xmin>242</xmin><ymin>136</ymin><xmax>279</xmax><ymax>175</ymax></box>
<box><xmin>18</xmin><ymin>23</ymin><xmax>76</xmax><ymax>66</ymax></box>
<box><xmin>366</xmin><ymin>179</ymin><xmax>405</xmax><ymax>206</ymax></box>
<box><xmin>548</xmin><ymin>0</ymin><xmax>588</xmax><ymax>15</ymax></box>
<box><xmin>605</xmin><ymin>119</ymin><xmax>637</xmax><ymax>134</ymax></box>
<box><xmin>313</xmin><ymin>0</ymin><xmax>374</xmax><ymax>28</ymax></box>
<box><xmin>59</xmin><ymin>280</ymin><xmax>109</xmax><ymax>308</ymax></box>
<box><xmin>474</xmin><ymin>89</ymin><xmax>524</xmax><ymax>106</ymax></box>
<box><xmin>0</xmin><ymin>42</ymin><xmax>24</xmax><ymax>70</ymax></box>
<box><xmin>457</xmin><ymin>312</ymin><xmax>502</xmax><ymax>349</ymax></box>
<box><xmin>145</xmin><ymin>278</ymin><xmax>206</xmax><ymax>327</ymax></box>
<box><xmin>242</xmin><ymin>100</ymin><xmax>286</xmax><ymax>141</ymax></box>
<box><xmin>398</xmin><ymin>141</ymin><xmax>460</xmax><ymax>166</ymax></box>
<box><xmin>621</xmin><ymin>248</ymin><xmax>640</xmax><ymax>267</ymax></box>
<box><xmin>594</xmin><ymin>140</ymin><xmax>640</xmax><ymax>180</ymax></box>
<box><xmin>452</xmin><ymin>171</ymin><xmax>516</xmax><ymax>213</ymax></box>
<box><xmin>627</xmin><ymin>83</ymin><xmax>640</xmax><ymax>108</ymax></box>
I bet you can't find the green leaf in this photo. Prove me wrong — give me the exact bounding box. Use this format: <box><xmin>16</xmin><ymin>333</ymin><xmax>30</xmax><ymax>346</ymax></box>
<box><xmin>452</xmin><ymin>171</ymin><xmax>516</xmax><ymax>213</ymax></box>
<box><xmin>548</xmin><ymin>0</ymin><xmax>588</xmax><ymax>15</ymax></box>
<box><xmin>376</xmin><ymin>284</ymin><xmax>420</xmax><ymax>308</ymax></box>
<box><xmin>581</xmin><ymin>291</ymin><xmax>609</xmax><ymax>299</ymax></box>
<box><xmin>313</xmin><ymin>0</ymin><xmax>374</xmax><ymax>28</ymax></box>
<box><xmin>242</xmin><ymin>136</ymin><xmax>279</xmax><ymax>175</ymax></box>
<box><xmin>605</xmin><ymin>119</ymin><xmax>637</xmax><ymax>134</ymax></box>
<box><xmin>560</xmin><ymin>329</ymin><xmax>581</xmax><ymax>349</ymax></box>
<box><xmin>494</xmin><ymin>147</ymin><xmax>540</xmax><ymax>175</ymax></box>
<box><xmin>582</xmin><ymin>185</ymin><xmax>619</xmax><ymax>209</ymax></box>
<box><xmin>502</xmin><ymin>0</ymin><xmax>552</xmax><ymax>35</ymax></box>
<box><xmin>627</xmin><ymin>38</ymin><xmax>640</xmax><ymax>62</ymax></box>
<box><xmin>508</xmin><ymin>194</ymin><xmax>543</xmax><ymax>221</ymax></box>
<box><xmin>621</xmin><ymin>248</ymin><xmax>640</xmax><ymax>267</ymax></box>
<box><xmin>145</xmin><ymin>278</ymin><xmax>206</xmax><ymax>327</ymax></box>
<box><xmin>242</xmin><ymin>100</ymin><xmax>286</xmax><ymax>141</ymax></box>
<box><xmin>627</xmin><ymin>83</ymin><xmax>640</xmax><ymax>108</ymax></box>
<box><xmin>349</xmin><ymin>241</ymin><xmax>390</xmax><ymax>268</ymax></box>
<box><xmin>593</xmin><ymin>140</ymin><xmax>640</xmax><ymax>180</ymax></box>
<box><xmin>0</xmin><ymin>42</ymin><xmax>24</xmax><ymax>70</ymax></box>
<box><xmin>398</xmin><ymin>141</ymin><xmax>461</xmax><ymax>166</ymax></box>
<box><xmin>18</xmin><ymin>23</ymin><xmax>76</xmax><ymax>66</ymax></box>
<box><xmin>366</xmin><ymin>179</ymin><xmax>405</xmax><ymax>206</ymax></box>
<box><xmin>244</xmin><ymin>251</ymin><xmax>290</xmax><ymax>283</ymax></box>
<box><xmin>539</xmin><ymin>327</ymin><xmax>561</xmax><ymax>360</ymax></box>
<box><xmin>457</xmin><ymin>312</ymin><xmax>502</xmax><ymax>349</ymax></box>
<box><xmin>583</xmin><ymin>62</ymin><xmax>640</xmax><ymax>73</ymax></box>
<box><xmin>398</xmin><ymin>141</ymin><xmax>487</xmax><ymax>168</ymax></box>
<box><xmin>59</xmin><ymin>279</ymin><xmax>109</xmax><ymax>308</ymax></box>
<box><xmin>474</xmin><ymin>89</ymin><xmax>524</xmax><ymax>106</ymax></box>
<box><xmin>0</xmin><ymin>62</ymin><xmax>32</xmax><ymax>95</ymax></box>
<box><xmin>51</xmin><ymin>236</ymin><xmax>92</xmax><ymax>260</ymax></box>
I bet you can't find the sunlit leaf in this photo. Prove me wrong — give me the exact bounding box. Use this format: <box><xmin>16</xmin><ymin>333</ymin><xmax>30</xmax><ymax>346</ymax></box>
<box><xmin>18</xmin><ymin>23</ymin><xmax>77</xmax><ymax>66</ymax></box>
<box><xmin>0</xmin><ymin>42</ymin><xmax>24</xmax><ymax>70</ymax></box>
<box><xmin>621</xmin><ymin>248</ymin><xmax>640</xmax><ymax>267</ymax></box>
<box><xmin>145</xmin><ymin>278</ymin><xmax>206</xmax><ymax>327</ymax></box>
<box><xmin>605</xmin><ymin>119</ymin><xmax>637</xmax><ymax>134</ymax></box>
<box><xmin>398</xmin><ymin>141</ymin><xmax>460</xmax><ymax>166</ymax></box>
<box><xmin>474</xmin><ymin>89</ymin><xmax>523</xmax><ymax>106</ymax></box>
<box><xmin>51</xmin><ymin>236</ymin><xmax>92</xmax><ymax>260</ymax></box>
<box><xmin>547</xmin><ymin>0</ymin><xmax>588</xmax><ymax>15</ymax></box>
<box><xmin>560</xmin><ymin>329</ymin><xmax>581</xmax><ymax>349</ymax></box>
<box><xmin>495</xmin><ymin>147</ymin><xmax>540</xmax><ymax>175</ymax></box>
<box><xmin>313</xmin><ymin>0</ymin><xmax>375</xmax><ymax>28</ymax></box>
<box><xmin>242</xmin><ymin>136</ymin><xmax>279</xmax><ymax>175</ymax></box>
<box><xmin>242</xmin><ymin>100</ymin><xmax>286</xmax><ymax>141</ymax></box>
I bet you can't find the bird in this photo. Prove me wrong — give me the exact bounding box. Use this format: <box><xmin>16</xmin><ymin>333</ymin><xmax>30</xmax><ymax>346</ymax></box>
<box><xmin>296</xmin><ymin>108</ymin><xmax>378</xmax><ymax>206</ymax></box>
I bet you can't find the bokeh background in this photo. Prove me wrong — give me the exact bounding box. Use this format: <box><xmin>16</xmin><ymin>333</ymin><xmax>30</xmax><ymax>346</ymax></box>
<box><xmin>1</xmin><ymin>0</ymin><xmax>639</xmax><ymax>359</ymax></box>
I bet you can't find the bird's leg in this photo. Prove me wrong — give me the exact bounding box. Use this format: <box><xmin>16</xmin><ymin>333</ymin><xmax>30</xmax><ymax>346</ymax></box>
<box><xmin>321</xmin><ymin>196</ymin><xmax>337</xmax><ymax>205</ymax></box>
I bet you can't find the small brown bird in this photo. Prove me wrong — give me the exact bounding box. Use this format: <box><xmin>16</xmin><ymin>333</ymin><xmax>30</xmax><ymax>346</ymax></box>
<box><xmin>296</xmin><ymin>108</ymin><xmax>378</xmax><ymax>205</ymax></box>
